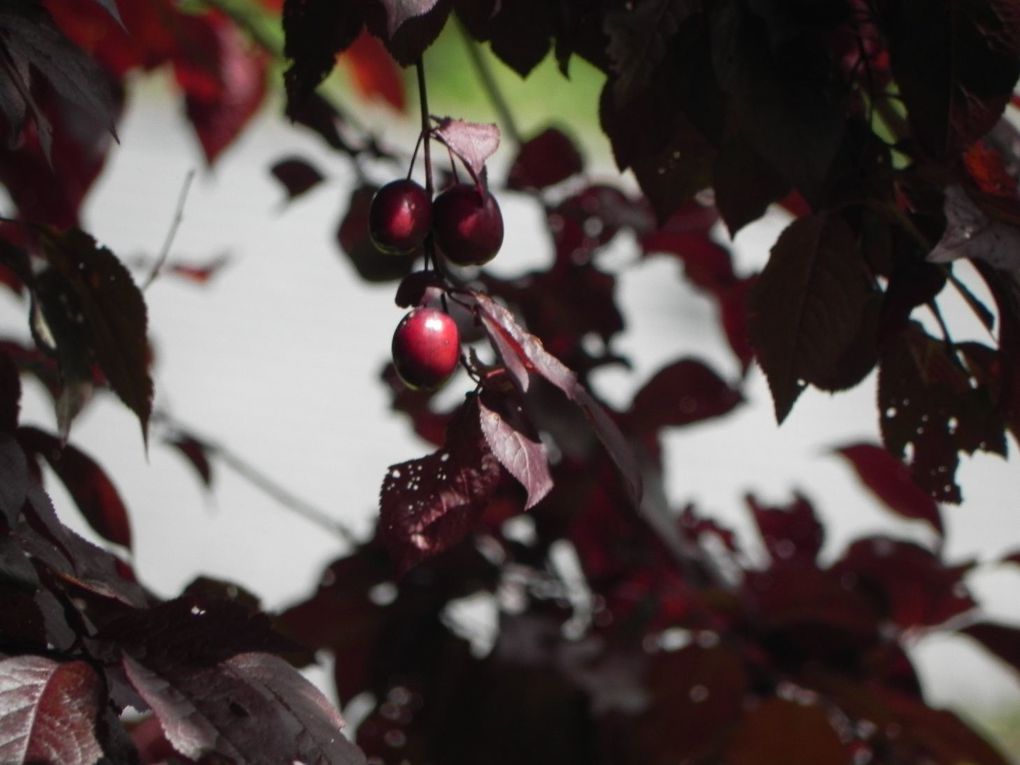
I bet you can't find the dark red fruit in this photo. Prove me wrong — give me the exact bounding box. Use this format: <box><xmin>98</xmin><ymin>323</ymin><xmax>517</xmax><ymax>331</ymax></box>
<box><xmin>432</xmin><ymin>183</ymin><xmax>504</xmax><ymax>266</ymax></box>
<box><xmin>369</xmin><ymin>179</ymin><xmax>433</xmax><ymax>255</ymax></box>
<box><xmin>391</xmin><ymin>307</ymin><xmax>461</xmax><ymax>390</ymax></box>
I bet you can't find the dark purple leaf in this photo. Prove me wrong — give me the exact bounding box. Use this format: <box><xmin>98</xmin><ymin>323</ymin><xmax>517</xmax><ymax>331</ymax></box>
<box><xmin>724</xmin><ymin>698</ymin><xmax>847</xmax><ymax>765</ymax></box>
<box><xmin>884</xmin><ymin>0</ymin><xmax>1020</xmax><ymax>158</ymax></box>
<box><xmin>123</xmin><ymin>651</ymin><xmax>366</xmax><ymax>764</ymax></box>
<box><xmin>0</xmin><ymin>433</ymin><xmax>27</xmax><ymax>526</ymax></box>
<box><xmin>878</xmin><ymin>323</ymin><xmax>1007</xmax><ymax>503</ymax></box>
<box><xmin>0</xmin><ymin>656</ymin><xmax>103</xmax><ymax>765</ymax></box>
<box><xmin>0</xmin><ymin>347</ymin><xmax>20</xmax><ymax>433</ymax></box>
<box><xmin>928</xmin><ymin>185</ymin><xmax>1020</xmax><ymax>269</ymax></box>
<box><xmin>433</xmin><ymin>117</ymin><xmax>500</xmax><ymax>184</ymax></box>
<box><xmin>283</xmin><ymin>0</ymin><xmax>364</xmax><ymax>113</ymax></box>
<box><xmin>39</xmin><ymin>228</ymin><xmax>152</xmax><ymax>440</ymax></box>
<box><xmin>604</xmin><ymin>0</ymin><xmax>699</xmax><ymax>105</ymax></box>
<box><xmin>473</xmin><ymin>292</ymin><xmax>642</xmax><ymax>505</ymax></box>
<box><xmin>163</xmin><ymin>433</ymin><xmax>213</xmax><ymax>489</ymax></box>
<box><xmin>628</xmin><ymin>358</ymin><xmax>743</xmax><ymax>434</ymax></box>
<box><xmin>710</xmin><ymin>0</ymin><xmax>845</xmax><ymax>201</ymax></box>
<box><xmin>713</xmin><ymin>136</ymin><xmax>789</xmax><ymax>237</ymax></box>
<box><xmin>17</xmin><ymin>485</ymin><xmax>146</xmax><ymax>607</ymax></box>
<box><xmin>0</xmin><ymin>3</ymin><xmax>118</xmax><ymax>161</ymax></box>
<box><xmin>835</xmin><ymin>537</ymin><xmax>975</xmax><ymax>629</ymax></box>
<box><xmin>96</xmin><ymin>595</ymin><xmax>296</xmax><ymax>669</ymax></box>
<box><xmin>959</xmin><ymin>621</ymin><xmax>1020</xmax><ymax>678</ymax></box>
<box><xmin>747</xmin><ymin>492</ymin><xmax>823</xmax><ymax>567</ymax></box>
<box><xmin>20</xmin><ymin>426</ymin><xmax>132</xmax><ymax>549</ymax></box>
<box><xmin>749</xmin><ymin>213</ymin><xmax>880</xmax><ymax>423</ymax></box>
<box><xmin>478</xmin><ymin>393</ymin><xmax>552</xmax><ymax>510</ymax></box>
<box><xmin>270</xmin><ymin>156</ymin><xmax>326</xmax><ymax>202</ymax></box>
<box><xmin>379</xmin><ymin>395</ymin><xmax>502</xmax><ymax>570</ymax></box>
<box><xmin>507</xmin><ymin>127</ymin><xmax>584</xmax><ymax>191</ymax></box>
<box><xmin>835</xmin><ymin>442</ymin><xmax>943</xmax><ymax>535</ymax></box>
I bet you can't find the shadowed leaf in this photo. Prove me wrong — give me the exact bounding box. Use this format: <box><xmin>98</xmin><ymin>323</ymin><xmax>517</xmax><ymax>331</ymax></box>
<box><xmin>507</xmin><ymin>127</ymin><xmax>584</xmax><ymax>191</ymax></box>
<box><xmin>724</xmin><ymin>698</ymin><xmax>848</xmax><ymax>764</ymax></box>
<box><xmin>749</xmin><ymin>213</ymin><xmax>880</xmax><ymax>423</ymax></box>
<box><xmin>628</xmin><ymin>358</ymin><xmax>743</xmax><ymax>434</ymax></box>
<box><xmin>271</xmin><ymin>156</ymin><xmax>325</xmax><ymax>202</ymax></box>
<box><xmin>39</xmin><ymin>228</ymin><xmax>152</xmax><ymax>440</ymax></box>
<box><xmin>20</xmin><ymin>426</ymin><xmax>131</xmax><ymax>549</ymax></box>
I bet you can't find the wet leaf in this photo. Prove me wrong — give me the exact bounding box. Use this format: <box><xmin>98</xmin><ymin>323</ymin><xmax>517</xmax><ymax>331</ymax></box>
<box><xmin>379</xmin><ymin>396</ymin><xmax>502</xmax><ymax>570</ymax></box>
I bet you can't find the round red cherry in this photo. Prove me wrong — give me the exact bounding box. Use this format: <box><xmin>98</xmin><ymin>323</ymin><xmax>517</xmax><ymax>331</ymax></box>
<box><xmin>391</xmin><ymin>307</ymin><xmax>460</xmax><ymax>390</ymax></box>
<box><xmin>369</xmin><ymin>179</ymin><xmax>432</xmax><ymax>255</ymax></box>
<box><xmin>432</xmin><ymin>183</ymin><xmax>504</xmax><ymax>266</ymax></box>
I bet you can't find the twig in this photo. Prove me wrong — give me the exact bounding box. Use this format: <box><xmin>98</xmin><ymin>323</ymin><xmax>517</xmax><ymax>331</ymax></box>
<box><xmin>155</xmin><ymin>412</ymin><xmax>359</xmax><ymax>545</ymax></box>
<box><xmin>144</xmin><ymin>170</ymin><xmax>195</xmax><ymax>290</ymax></box>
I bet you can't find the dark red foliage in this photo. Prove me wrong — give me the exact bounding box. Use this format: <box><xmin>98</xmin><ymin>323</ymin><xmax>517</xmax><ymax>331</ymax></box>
<box><xmin>2</xmin><ymin>1</ymin><xmax>1020</xmax><ymax>763</ymax></box>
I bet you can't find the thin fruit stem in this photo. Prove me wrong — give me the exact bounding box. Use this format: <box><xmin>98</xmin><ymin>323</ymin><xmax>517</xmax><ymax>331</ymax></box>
<box><xmin>458</xmin><ymin>19</ymin><xmax>522</xmax><ymax>147</ymax></box>
<box><xmin>416</xmin><ymin>57</ymin><xmax>433</xmax><ymax>198</ymax></box>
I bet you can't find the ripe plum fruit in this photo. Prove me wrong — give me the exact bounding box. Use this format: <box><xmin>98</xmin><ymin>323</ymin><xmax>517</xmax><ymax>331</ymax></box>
<box><xmin>391</xmin><ymin>307</ymin><xmax>461</xmax><ymax>390</ymax></box>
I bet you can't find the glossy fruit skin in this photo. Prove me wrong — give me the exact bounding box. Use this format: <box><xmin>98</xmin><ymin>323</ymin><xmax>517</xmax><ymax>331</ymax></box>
<box><xmin>391</xmin><ymin>307</ymin><xmax>461</xmax><ymax>390</ymax></box>
<box><xmin>369</xmin><ymin>179</ymin><xmax>433</xmax><ymax>255</ymax></box>
<box><xmin>432</xmin><ymin>183</ymin><xmax>504</xmax><ymax>266</ymax></box>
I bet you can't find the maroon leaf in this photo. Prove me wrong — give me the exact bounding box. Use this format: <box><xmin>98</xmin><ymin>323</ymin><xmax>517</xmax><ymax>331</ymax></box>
<box><xmin>342</xmin><ymin>29</ymin><xmax>407</xmax><ymax>112</ymax></box>
<box><xmin>749</xmin><ymin>213</ymin><xmax>880</xmax><ymax>423</ymax></box>
<box><xmin>959</xmin><ymin>621</ymin><xmax>1020</xmax><ymax>678</ymax></box>
<box><xmin>377</xmin><ymin>0</ymin><xmax>441</xmax><ymax>37</ymax></box>
<box><xmin>835</xmin><ymin>442</ymin><xmax>943</xmax><ymax>535</ymax></box>
<box><xmin>433</xmin><ymin>117</ymin><xmax>500</xmax><ymax>184</ymax></box>
<box><xmin>724</xmin><ymin>698</ymin><xmax>847</xmax><ymax>765</ymax></box>
<box><xmin>835</xmin><ymin>537</ymin><xmax>975</xmax><ymax>629</ymax></box>
<box><xmin>878</xmin><ymin>323</ymin><xmax>1006</xmax><ymax>503</ymax></box>
<box><xmin>0</xmin><ymin>2</ymin><xmax>119</xmax><ymax>161</ymax></box>
<box><xmin>627</xmin><ymin>358</ymin><xmax>743</xmax><ymax>435</ymax></box>
<box><xmin>17</xmin><ymin>485</ymin><xmax>146</xmax><ymax>607</ymax></box>
<box><xmin>478</xmin><ymin>393</ymin><xmax>552</xmax><ymax>510</ymax></box>
<box><xmin>747</xmin><ymin>493</ymin><xmax>823</xmax><ymax>567</ymax></box>
<box><xmin>506</xmin><ymin>127</ymin><xmax>584</xmax><ymax>191</ymax></box>
<box><xmin>604</xmin><ymin>0</ymin><xmax>699</xmax><ymax>105</ymax></box>
<box><xmin>124</xmin><ymin>652</ymin><xmax>366</xmax><ymax>764</ymax></box>
<box><xmin>886</xmin><ymin>0</ymin><xmax>1020</xmax><ymax>158</ymax></box>
<box><xmin>474</xmin><ymin>293</ymin><xmax>642</xmax><ymax>505</ymax></box>
<box><xmin>174</xmin><ymin>11</ymin><xmax>268</xmax><ymax>165</ymax></box>
<box><xmin>0</xmin><ymin>656</ymin><xmax>103</xmax><ymax>765</ymax></box>
<box><xmin>163</xmin><ymin>433</ymin><xmax>213</xmax><ymax>489</ymax></box>
<box><xmin>39</xmin><ymin>228</ymin><xmax>152</xmax><ymax>440</ymax></box>
<box><xmin>713</xmin><ymin>136</ymin><xmax>789</xmax><ymax>237</ymax></box>
<box><xmin>283</xmin><ymin>0</ymin><xmax>364</xmax><ymax>113</ymax></box>
<box><xmin>271</xmin><ymin>156</ymin><xmax>325</xmax><ymax>202</ymax></box>
<box><xmin>0</xmin><ymin>433</ymin><xmax>28</xmax><ymax>527</ymax></box>
<box><xmin>20</xmin><ymin>425</ymin><xmax>132</xmax><ymax>549</ymax></box>
<box><xmin>379</xmin><ymin>395</ymin><xmax>502</xmax><ymax>570</ymax></box>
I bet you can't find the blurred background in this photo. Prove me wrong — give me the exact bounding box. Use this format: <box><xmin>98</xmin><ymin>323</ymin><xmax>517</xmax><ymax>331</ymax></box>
<box><xmin>2</xmin><ymin>20</ymin><xmax>1018</xmax><ymax>752</ymax></box>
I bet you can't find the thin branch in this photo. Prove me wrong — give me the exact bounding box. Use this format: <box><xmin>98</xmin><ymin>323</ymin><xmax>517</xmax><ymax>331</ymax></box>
<box><xmin>144</xmin><ymin>169</ymin><xmax>195</xmax><ymax>290</ymax></box>
<box><xmin>458</xmin><ymin>19</ymin><xmax>522</xmax><ymax>148</ymax></box>
<box><xmin>154</xmin><ymin>412</ymin><xmax>359</xmax><ymax>545</ymax></box>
